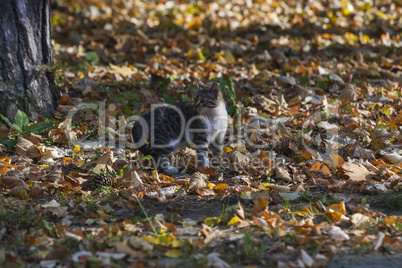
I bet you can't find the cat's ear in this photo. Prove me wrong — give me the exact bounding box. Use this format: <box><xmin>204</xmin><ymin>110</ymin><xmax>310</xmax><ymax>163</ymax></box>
<box><xmin>210</xmin><ymin>82</ymin><xmax>220</xmax><ymax>97</ymax></box>
<box><xmin>196</xmin><ymin>78</ymin><xmax>206</xmax><ymax>89</ymax></box>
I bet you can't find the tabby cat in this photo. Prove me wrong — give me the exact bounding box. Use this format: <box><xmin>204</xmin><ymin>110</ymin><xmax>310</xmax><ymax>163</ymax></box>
<box><xmin>132</xmin><ymin>79</ymin><xmax>228</xmax><ymax>173</ymax></box>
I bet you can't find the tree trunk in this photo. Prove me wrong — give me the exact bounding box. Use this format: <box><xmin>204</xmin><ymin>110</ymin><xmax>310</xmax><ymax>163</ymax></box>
<box><xmin>0</xmin><ymin>0</ymin><xmax>58</xmax><ymax>121</ymax></box>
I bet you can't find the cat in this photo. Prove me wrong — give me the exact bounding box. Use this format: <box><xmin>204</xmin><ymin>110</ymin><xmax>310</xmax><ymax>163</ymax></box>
<box><xmin>131</xmin><ymin>79</ymin><xmax>228</xmax><ymax>173</ymax></box>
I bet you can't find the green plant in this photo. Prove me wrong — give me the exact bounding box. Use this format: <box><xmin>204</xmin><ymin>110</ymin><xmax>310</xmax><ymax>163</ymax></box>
<box><xmin>0</xmin><ymin>110</ymin><xmax>54</xmax><ymax>148</ymax></box>
<box><xmin>132</xmin><ymin>195</ymin><xmax>158</xmax><ymax>235</ymax></box>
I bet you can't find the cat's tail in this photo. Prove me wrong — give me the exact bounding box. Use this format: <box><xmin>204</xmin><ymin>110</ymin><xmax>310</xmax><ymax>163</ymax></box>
<box><xmin>131</xmin><ymin>120</ymin><xmax>154</xmax><ymax>156</ymax></box>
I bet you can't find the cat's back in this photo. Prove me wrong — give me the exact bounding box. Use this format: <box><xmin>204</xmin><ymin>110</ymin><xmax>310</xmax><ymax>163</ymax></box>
<box><xmin>139</xmin><ymin>101</ymin><xmax>196</xmax><ymax>126</ymax></box>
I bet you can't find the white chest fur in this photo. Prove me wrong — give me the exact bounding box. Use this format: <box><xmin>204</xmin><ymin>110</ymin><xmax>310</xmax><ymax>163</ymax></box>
<box><xmin>203</xmin><ymin>102</ymin><xmax>228</xmax><ymax>142</ymax></box>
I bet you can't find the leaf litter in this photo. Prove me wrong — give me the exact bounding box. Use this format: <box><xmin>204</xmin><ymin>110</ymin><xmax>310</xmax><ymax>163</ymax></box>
<box><xmin>0</xmin><ymin>0</ymin><xmax>401</xmax><ymax>267</ymax></box>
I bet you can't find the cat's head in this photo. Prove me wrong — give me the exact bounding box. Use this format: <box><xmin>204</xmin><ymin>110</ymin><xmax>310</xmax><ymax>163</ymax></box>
<box><xmin>194</xmin><ymin>79</ymin><xmax>223</xmax><ymax>112</ymax></box>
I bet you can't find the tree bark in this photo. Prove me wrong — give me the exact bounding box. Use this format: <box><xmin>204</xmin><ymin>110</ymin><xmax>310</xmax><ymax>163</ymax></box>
<box><xmin>0</xmin><ymin>0</ymin><xmax>58</xmax><ymax>121</ymax></box>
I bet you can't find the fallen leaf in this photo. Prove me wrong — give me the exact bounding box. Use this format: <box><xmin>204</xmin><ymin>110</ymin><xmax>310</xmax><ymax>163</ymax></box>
<box><xmin>340</xmin><ymin>162</ymin><xmax>374</xmax><ymax>181</ymax></box>
<box><xmin>351</xmin><ymin>213</ymin><xmax>372</xmax><ymax>227</ymax></box>
<box><xmin>253</xmin><ymin>198</ymin><xmax>268</xmax><ymax>215</ymax></box>
<box><xmin>188</xmin><ymin>172</ymin><xmax>208</xmax><ymax>191</ymax></box>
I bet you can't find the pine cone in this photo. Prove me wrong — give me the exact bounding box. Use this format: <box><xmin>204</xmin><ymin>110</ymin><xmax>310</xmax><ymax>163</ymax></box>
<box><xmin>81</xmin><ymin>174</ymin><xmax>112</xmax><ymax>191</ymax></box>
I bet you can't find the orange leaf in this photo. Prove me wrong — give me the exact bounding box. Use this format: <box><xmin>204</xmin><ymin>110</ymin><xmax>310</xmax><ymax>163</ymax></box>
<box><xmin>325</xmin><ymin>201</ymin><xmax>347</xmax><ymax>222</ymax></box>
<box><xmin>258</xmin><ymin>150</ymin><xmax>272</xmax><ymax>169</ymax></box>
<box><xmin>163</xmin><ymin>223</ymin><xmax>178</xmax><ymax>233</ymax></box>
<box><xmin>329</xmin><ymin>152</ymin><xmax>344</xmax><ymax>168</ymax></box>
<box><xmin>0</xmin><ymin>165</ymin><xmax>7</xmax><ymax>175</ymax></box>
<box><xmin>213</xmin><ymin>183</ymin><xmax>229</xmax><ymax>193</ymax></box>
<box><xmin>309</xmin><ymin>161</ymin><xmax>321</xmax><ymax>171</ymax></box>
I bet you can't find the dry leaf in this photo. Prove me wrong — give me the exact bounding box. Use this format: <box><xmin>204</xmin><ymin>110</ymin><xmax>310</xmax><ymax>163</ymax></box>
<box><xmin>198</xmin><ymin>165</ymin><xmax>216</xmax><ymax>177</ymax></box>
<box><xmin>274</xmin><ymin>167</ymin><xmax>292</xmax><ymax>182</ymax></box>
<box><xmin>236</xmin><ymin>201</ymin><xmax>245</xmax><ymax>219</ymax></box>
<box><xmin>15</xmin><ymin>137</ymin><xmax>43</xmax><ymax>158</ymax></box>
<box><xmin>108</xmin><ymin>63</ymin><xmax>136</xmax><ymax>77</ymax></box>
<box><xmin>213</xmin><ymin>183</ymin><xmax>229</xmax><ymax>193</ymax></box>
<box><xmin>188</xmin><ymin>172</ymin><xmax>208</xmax><ymax>191</ymax></box>
<box><xmin>351</xmin><ymin>213</ymin><xmax>372</xmax><ymax>227</ymax></box>
<box><xmin>324</xmin><ymin>226</ymin><xmax>350</xmax><ymax>241</ymax></box>
<box><xmin>196</xmin><ymin>187</ymin><xmax>215</xmax><ymax>197</ymax></box>
<box><xmin>8</xmin><ymin>186</ymin><xmax>29</xmax><ymax>200</ymax></box>
<box><xmin>0</xmin><ymin>176</ymin><xmax>28</xmax><ymax>190</ymax></box>
<box><xmin>253</xmin><ymin>198</ymin><xmax>269</xmax><ymax>215</ymax></box>
<box><xmin>371</xmin><ymin>128</ymin><xmax>392</xmax><ymax>151</ymax></box>
<box><xmin>340</xmin><ymin>162</ymin><xmax>375</xmax><ymax>181</ymax></box>
<box><xmin>229</xmin><ymin>151</ymin><xmax>250</xmax><ymax>171</ymax></box>
<box><xmin>0</xmin><ymin>126</ymin><xmax>9</xmax><ymax>140</ymax></box>
<box><xmin>340</xmin><ymin>84</ymin><xmax>359</xmax><ymax>102</ymax></box>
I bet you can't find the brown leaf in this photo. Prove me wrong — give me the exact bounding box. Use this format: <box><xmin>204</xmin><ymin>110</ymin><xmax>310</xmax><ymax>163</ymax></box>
<box><xmin>163</xmin><ymin>223</ymin><xmax>178</xmax><ymax>233</ymax></box>
<box><xmin>188</xmin><ymin>172</ymin><xmax>208</xmax><ymax>191</ymax></box>
<box><xmin>0</xmin><ymin>126</ymin><xmax>9</xmax><ymax>140</ymax></box>
<box><xmin>23</xmin><ymin>132</ymin><xmax>43</xmax><ymax>144</ymax></box>
<box><xmin>340</xmin><ymin>162</ymin><xmax>375</xmax><ymax>181</ymax></box>
<box><xmin>340</xmin><ymin>84</ymin><xmax>359</xmax><ymax>102</ymax></box>
<box><xmin>274</xmin><ymin>167</ymin><xmax>292</xmax><ymax>182</ymax></box>
<box><xmin>8</xmin><ymin>186</ymin><xmax>29</xmax><ymax>200</ymax></box>
<box><xmin>46</xmin><ymin>246</ymin><xmax>71</xmax><ymax>260</ymax></box>
<box><xmin>252</xmin><ymin>198</ymin><xmax>269</xmax><ymax>215</ymax></box>
<box><xmin>227</xmin><ymin>185</ymin><xmax>254</xmax><ymax>194</ymax></box>
<box><xmin>328</xmin><ymin>152</ymin><xmax>344</xmax><ymax>169</ymax></box>
<box><xmin>29</xmin><ymin>184</ymin><xmax>43</xmax><ymax>198</ymax></box>
<box><xmin>58</xmin><ymin>95</ymin><xmax>75</xmax><ymax>106</ymax></box>
<box><xmin>371</xmin><ymin>128</ymin><xmax>392</xmax><ymax>151</ymax></box>
<box><xmin>15</xmin><ymin>137</ymin><xmax>42</xmax><ymax>158</ymax></box>
<box><xmin>196</xmin><ymin>187</ymin><xmax>215</xmax><ymax>197</ymax></box>
<box><xmin>0</xmin><ymin>176</ymin><xmax>28</xmax><ymax>190</ymax></box>
<box><xmin>198</xmin><ymin>166</ymin><xmax>216</xmax><ymax>177</ymax></box>
<box><xmin>229</xmin><ymin>151</ymin><xmax>250</xmax><ymax>171</ymax></box>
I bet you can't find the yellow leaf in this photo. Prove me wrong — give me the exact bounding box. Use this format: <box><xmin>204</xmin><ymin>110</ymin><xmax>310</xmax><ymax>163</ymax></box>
<box><xmin>142</xmin><ymin>235</ymin><xmax>160</xmax><ymax>245</ymax></box>
<box><xmin>207</xmin><ymin>182</ymin><xmax>215</xmax><ymax>189</ymax></box>
<box><xmin>228</xmin><ymin>216</ymin><xmax>240</xmax><ymax>226</ymax></box>
<box><xmin>223</xmin><ymin>147</ymin><xmax>233</xmax><ymax>154</ymax></box>
<box><xmin>171</xmin><ymin>239</ymin><xmax>181</xmax><ymax>248</ymax></box>
<box><xmin>381</xmin><ymin>104</ymin><xmax>393</xmax><ymax>116</ymax></box>
<box><xmin>73</xmin><ymin>145</ymin><xmax>81</xmax><ymax>151</ymax></box>
<box><xmin>197</xmin><ymin>48</ymin><xmax>206</xmax><ymax>61</ymax></box>
<box><xmin>0</xmin><ymin>156</ymin><xmax>13</xmax><ymax>168</ymax></box>
<box><xmin>165</xmin><ymin>249</ymin><xmax>181</xmax><ymax>258</ymax></box>
<box><xmin>160</xmin><ymin>174</ymin><xmax>175</xmax><ymax>181</ymax></box>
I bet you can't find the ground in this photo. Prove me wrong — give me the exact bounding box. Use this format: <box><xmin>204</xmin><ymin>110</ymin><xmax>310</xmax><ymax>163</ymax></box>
<box><xmin>0</xmin><ymin>0</ymin><xmax>401</xmax><ymax>267</ymax></box>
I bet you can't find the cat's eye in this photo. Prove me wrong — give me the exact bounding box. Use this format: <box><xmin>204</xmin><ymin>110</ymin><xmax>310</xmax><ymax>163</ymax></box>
<box><xmin>200</xmin><ymin>100</ymin><xmax>206</xmax><ymax>104</ymax></box>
